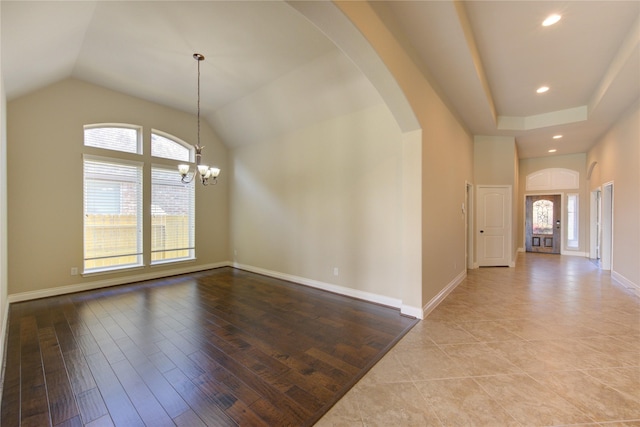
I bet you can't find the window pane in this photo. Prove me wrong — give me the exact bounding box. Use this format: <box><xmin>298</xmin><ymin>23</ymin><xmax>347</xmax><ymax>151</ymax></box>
<box><xmin>85</xmin><ymin>181</ymin><xmax>121</xmax><ymax>214</ymax></box>
<box><xmin>84</xmin><ymin>126</ymin><xmax>140</xmax><ymax>154</ymax></box>
<box><xmin>151</xmin><ymin>167</ymin><xmax>195</xmax><ymax>263</ymax></box>
<box><xmin>533</xmin><ymin>200</ymin><xmax>554</xmax><ymax>234</ymax></box>
<box><xmin>151</xmin><ymin>132</ymin><xmax>191</xmax><ymax>162</ymax></box>
<box><xmin>84</xmin><ymin>158</ymin><xmax>143</xmax><ymax>271</ymax></box>
<box><xmin>567</xmin><ymin>194</ymin><xmax>579</xmax><ymax>248</ymax></box>
<box><xmin>567</xmin><ymin>212</ymin><xmax>575</xmax><ymax>240</ymax></box>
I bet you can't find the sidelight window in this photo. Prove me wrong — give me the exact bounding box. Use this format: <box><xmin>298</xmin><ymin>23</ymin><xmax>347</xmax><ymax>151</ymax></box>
<box><xmin>567</xmin><ymin>194</ymin><xmax>579</xmax><ymax>249</ymax></box>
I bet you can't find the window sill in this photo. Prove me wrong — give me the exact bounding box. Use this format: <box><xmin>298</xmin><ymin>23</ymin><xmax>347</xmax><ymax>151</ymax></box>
<box><xmin>82</xmin><ymin>264</ymin><xmax>145</xmax><ymax>277</ymax></box>
<box><xmin>150</xmin><ymin>257</ymin><xmax>196</xmax><ymax>267</ymax></box>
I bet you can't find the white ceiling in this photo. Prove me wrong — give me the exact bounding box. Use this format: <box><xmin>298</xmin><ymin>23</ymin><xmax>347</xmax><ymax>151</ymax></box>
<box><xmin>2</xmin><ymin>1</ymin><xmax>639</xmax><ymax>158</ymax></box>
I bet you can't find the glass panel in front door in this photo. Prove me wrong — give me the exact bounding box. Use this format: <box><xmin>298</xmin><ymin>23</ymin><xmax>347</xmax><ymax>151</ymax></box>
<box><xmin>533</xmin><ymin>200</ymin><xmax>554</xmax><ymax>235</ymax></box>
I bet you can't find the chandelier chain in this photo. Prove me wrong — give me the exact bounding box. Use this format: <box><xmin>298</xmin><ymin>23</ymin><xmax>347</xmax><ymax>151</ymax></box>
<box><xmin>197</xmin><ymin>55</ymin><xmax>201</xmax><ymax>147</ymax></box>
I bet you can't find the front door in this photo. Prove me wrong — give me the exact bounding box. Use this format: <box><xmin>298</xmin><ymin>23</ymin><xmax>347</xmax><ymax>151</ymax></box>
<box><xmin>526</xmin><ymin>195</ymin><xmax>561</xmax><ymax>254</ymax></box>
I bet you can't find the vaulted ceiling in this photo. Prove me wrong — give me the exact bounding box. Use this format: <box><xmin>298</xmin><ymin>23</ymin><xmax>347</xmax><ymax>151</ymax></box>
<box><xmin>2</xmin><ymin>1</ymin><xmax>638</xmax><ymax>158</ymax></box>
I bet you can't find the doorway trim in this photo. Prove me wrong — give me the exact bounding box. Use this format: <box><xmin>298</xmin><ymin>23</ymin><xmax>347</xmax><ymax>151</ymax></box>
<box><xmin>601</xmin><ymin>181</ymin><xmax>614</xmax><ymax>270</ymax></box>
<box><xmin>589</xmin><ymin>188</ymin><xmax>601</xmax><ymax>260</ymax></box>
<box><xmin>465</xmin><ymin>181</ymin><xmax>474</xmax><ymax>269</ymax></box>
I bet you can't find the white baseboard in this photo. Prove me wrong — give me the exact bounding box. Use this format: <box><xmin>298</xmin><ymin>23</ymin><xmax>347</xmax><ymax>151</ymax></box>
<box><xmin>9</xmin><ymin>261</ymin><xmax>423</xmax><ymax>319</ymax></box>
<box><xmin>232</xmin><ymin>262</ymin><xmax>412</xmax><ymax>314</ymax></box>
<box><xmin>519</xmin><ymin>248</ymin><xmax>587</xmax><ymax>257</ymax></box>
<box><xmin>8</xmin><ymin>261</ymin><xmax>470</xmax><ymax>324</ymax></box>
<box><xmin>612</xmin><ymin>270</ymin><xmax>639</xmax><ymax>293</ymax></box>
<box><xmin>400</xmin><ymin>304</ymin><xmax>423</xmax><ymax>319</ymax></box>
<box><xmin>8</xmin><ymin>262</ymin><xmax>230</xmax><ymax>303</ymax></box>
<box><xmin>520</xmin><ymin>247</ymin><xmax>588</xmax><ymax>258</ymax></box>
<box><xmin>0</xmin><ymin>298</ymin><xmax>9</xmax><ymax>403</ymax></box>
<box><xmin>422</xmin><ymin>269</ymin><xmax>466</xmax><ymax>318</ymax></box>
<box><xmin>561</xmin><ymin>250</ymin><xmax>588</xmax><ymax>257</ymax></box>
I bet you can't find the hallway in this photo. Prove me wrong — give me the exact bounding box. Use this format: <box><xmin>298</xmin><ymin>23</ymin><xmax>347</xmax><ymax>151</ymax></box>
<box><xmin>318</xmin><ymin>253</ymin><xmax>640</xmax><ymax>426</ymax></box>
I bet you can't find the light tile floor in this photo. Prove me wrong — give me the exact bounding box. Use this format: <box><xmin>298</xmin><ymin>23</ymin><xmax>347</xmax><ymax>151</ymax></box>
<box><xmin>316</xmin><ymin>253</ymin><xmax>640</xmax><ymax>426</ymax></box>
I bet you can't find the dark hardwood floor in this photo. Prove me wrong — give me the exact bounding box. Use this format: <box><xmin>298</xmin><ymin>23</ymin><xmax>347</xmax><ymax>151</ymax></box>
<box><xmin>0</xmin><ymin>267</ymin><xmax>417</xmax><ymax>426</ymax></box>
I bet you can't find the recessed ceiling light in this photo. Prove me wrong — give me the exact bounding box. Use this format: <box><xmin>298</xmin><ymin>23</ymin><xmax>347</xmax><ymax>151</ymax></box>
<box><xmin>548</xmin><ymin>149</ymin><xmax>557</xmax><ymax>153</ymax></box>
<box><xmin>553</xmin><ymin>135</ymin><xmax>563</xmax><ymax>139</ymax></box>
<box><xmin>537</xmin><ymin>86</ymin><xmax>550</xmax><ymax>94</ymax></box>
<box><xmin>543</xmin><ymin>14</ymin><xmax>562</xmax><ymax>27</ymax></box>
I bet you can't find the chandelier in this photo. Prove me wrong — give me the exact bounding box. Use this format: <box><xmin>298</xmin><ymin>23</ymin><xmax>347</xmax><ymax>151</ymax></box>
<box><xmin>178</xmin><ymin>53</ymin><xmax>220</xmax><ymax>186</ymax></box>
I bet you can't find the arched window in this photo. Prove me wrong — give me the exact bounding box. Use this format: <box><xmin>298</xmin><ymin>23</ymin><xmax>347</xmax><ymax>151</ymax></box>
<box><xmin>84</xmin><ymin>124</ymin><xmax>142</xmax><ymax>154</ymax></box>
<box><xmin>151</xmin><ymin>131</ymin><xmax>193</xmax><ymax>162</ymax></box>
<box><xmin>151</xmin><ymin>131</ymin><xmax>195</xmax><ymax>264</ymax></box>
<box><xmin>83</xmin><ymin>125</ymin><xmax>143</xmax><ymax>272</ymax></box>
<box><xmin>82</xmin><ymin>125</ymin><xmax>196</xmax><ymax>273</ymax></box>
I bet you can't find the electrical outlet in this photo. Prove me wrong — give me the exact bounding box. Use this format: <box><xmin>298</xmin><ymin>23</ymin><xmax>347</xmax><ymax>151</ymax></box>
<box><xmin>70</xmin><ymin>267</ymin><xmax>78</xmax><ymax>276</ymax></box>
<box><xmin>333</xmin><ymin>267</ymin><xmax>339</xmax><ymax>276</ymax></box>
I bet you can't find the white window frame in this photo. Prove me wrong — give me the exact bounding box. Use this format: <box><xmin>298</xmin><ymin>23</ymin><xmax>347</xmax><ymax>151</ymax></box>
<box><xmin>150</xmin><ymin>131</ymin><xmax>196</xmax><ymax>264</ymax></box>
<box><xmin>151</xmin><ymin>165</ymin><xmax>195</xmax><ymax>265</ymax></box>
<box><xmin>83</xmin><ymin>155</ymin><xmax>144</xmax><ymax>274</ymax></box>
<box><xmin>567</xmin><ymin>193</ymin><xmax>579</xmax><ymax>249</ymax></box>
<box><xmin>151</xmin><ymin>129</ymin><xmax>194</xmax><ymax>162</ymax></box>
<box><xmin>84</xmin><ymin>123</ymin><xmax>142</xmax><ymax>154</ymax></box>
<box><xmin>83</xmin><ymin>125</ymin><xmax>199</xmax><ymax>273</ymax></box>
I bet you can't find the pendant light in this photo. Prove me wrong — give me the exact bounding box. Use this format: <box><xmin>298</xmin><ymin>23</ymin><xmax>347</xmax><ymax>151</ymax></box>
<box><xmin>178</xmin><ymin>53</ymin><xmax>220</xmax><ymax>186</ymax></box>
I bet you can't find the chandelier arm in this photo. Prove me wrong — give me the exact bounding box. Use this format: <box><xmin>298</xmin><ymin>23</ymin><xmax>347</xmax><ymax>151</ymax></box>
<box><xmin>181</xmin><ymin>172</ymin><xmax>196</xmax><ymax>184</ymax></box>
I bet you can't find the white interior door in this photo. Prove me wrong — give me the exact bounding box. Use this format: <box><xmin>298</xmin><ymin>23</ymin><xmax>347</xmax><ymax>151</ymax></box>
<box><xmin>477</xmin><ymin>186</ymin><xmax>511</xmax><ymax>267</ymax></box>
<box><xmin>590</xmin><ymin>189</ymin><xmax>601</xmax><ymax>260</ymax></box>
<box><xmin>466</xmin><ymin>183</ymin><xmax>474</xmax><ymax>269</ymax></box>
<box><xmin>601</xmin><ymin>183</ymin><xmax>613</xmax><ymax>270</ymax></box>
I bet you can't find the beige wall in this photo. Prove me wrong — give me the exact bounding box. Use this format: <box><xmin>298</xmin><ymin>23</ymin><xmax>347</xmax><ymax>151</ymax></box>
<box><xmin>518</xmin><ymin>154</ymin><xmax>588</xmax><ymax>254</ymax></box>
<box><xmin>474</xmin><ymin>136</ymin><xmax>516</xmax><ymax>185</ymax></box>
<box><xmin>231</xmin><ymin>104</ymin><xmax>406</xmax><ymax>302</ymax></box>
<box><xmin>336</xmin><ymin>1</ymin><xmax>474</xmax><ymax>309</ymax></box>
<box><xmin>6</xmin><ymin>1</ymin><xmax>474</xmax><ymax>317</ymax></box>
<box><xmin>422</xmin><ymin>106</ymin><xmax>473</xmax><ymax>302</ymax></box>
<box><xmin>474</xmin><ymin>136</ymin><xmax>518</xmax><ymax>264</ymax></box>
<box><xmin>513</xmin><ymin>144</ymin><xmax>520</xmax><ymax>263</ymax></box>
<box><xmin>587</xmin><ymin>101</ymin><xmax>640</xmax><ymax>287</ymax></box>
<box><xmin>7</xmin><ymin>78</ymin><xmax>229</xmax><ymax>296</ymax></box>
<box><xmin>0</xmin><ymin>12</ymin><xmax>8</xmax><ymax>363</ymax></box>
